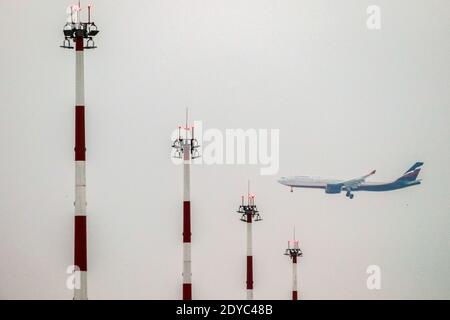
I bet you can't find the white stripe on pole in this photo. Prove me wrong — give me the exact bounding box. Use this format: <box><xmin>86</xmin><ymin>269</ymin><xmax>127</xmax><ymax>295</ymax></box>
<box><xmin>75</xmin><ymin>51</ymin><xmax>84</xmax><ymax>106</ymax></box>
<box><xmin>75</xmin><ymin>161</ymin><xmax>86</xmax><ymax>215</ymax></box>
<box><xmin>247</xmin><ymin>289</ymin><xmax>253</xmax><ymax>300</ymax></box>
<box><xmin>74</xmin><ymin>271</ymin><xmax>87</xmax><ymax>300</ymax></box>
<box><xmin>183</xmin><ymin>142</ymin><xmax>190</xmax><ymax>201</ymax></box>
<box><xmin>183</xmin><ymin>243</ymin><xmax>192</xmax><ymax>283</ymax></box>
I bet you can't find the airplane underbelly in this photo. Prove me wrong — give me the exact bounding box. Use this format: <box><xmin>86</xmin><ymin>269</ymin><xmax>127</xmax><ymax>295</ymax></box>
<box><xmin>358</xmin><ymin>183</ymin><xmax>397</xmax><ymax>191</ymax></box>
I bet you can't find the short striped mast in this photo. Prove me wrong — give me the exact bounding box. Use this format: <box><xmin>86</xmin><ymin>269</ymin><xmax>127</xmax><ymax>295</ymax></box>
<box><xmin>172</xmin><ymin>109</ymin><xmax>200</xmax><ymax>300</ymax></box>
<box><xmin>61</xmin><ymin>1</ymin><xmax>99</xmax><ymax>300</ymax></box>
<box><xmin>284</xmin><ymin>228</ymin><xmax>303</xmax><ymax>300</ymax></box>
<box><xmin>237</xmin><ymin>182</ymin><xmax>262</xmax><ymax>300</ymax></box>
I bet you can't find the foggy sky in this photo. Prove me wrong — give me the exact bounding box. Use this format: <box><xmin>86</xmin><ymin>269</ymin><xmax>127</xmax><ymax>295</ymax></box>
<box><xmin>0</xmin><ymin>0</ymin><xmax>449</xmax><ymax>299</ymax></box>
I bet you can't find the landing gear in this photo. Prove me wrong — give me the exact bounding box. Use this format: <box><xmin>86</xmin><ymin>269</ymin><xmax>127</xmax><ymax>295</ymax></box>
<box><xmin>290</xmin><ymin>186</ymin><xmax>293</xmax><ymax>193</ymax></box>
<box><xmin>345</xmin><ymin>190</ymin><xmax>354</xmax><ymax>199</ymax></box>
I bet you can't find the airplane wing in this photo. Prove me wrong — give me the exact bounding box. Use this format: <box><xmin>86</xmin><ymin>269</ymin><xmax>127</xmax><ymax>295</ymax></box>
<box><xmin>339</xmin><ymin>170</ymin><xmax>376</xmax><ymax>189</ymax></box>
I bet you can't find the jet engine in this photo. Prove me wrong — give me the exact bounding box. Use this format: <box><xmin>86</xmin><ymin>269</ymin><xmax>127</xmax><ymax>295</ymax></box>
<box><xmin>325</xmin><ymin>184</ymin><xmax>341</xmax><ymax>194</ymax></box>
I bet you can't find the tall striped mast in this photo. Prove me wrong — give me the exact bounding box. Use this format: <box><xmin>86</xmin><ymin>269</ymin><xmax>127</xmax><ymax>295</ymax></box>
<box><xmin>236</xmin><ymin>181</ymin><xmax>262</xmax><ymax>300</ymax></box>
<box><xmin>284</xmin><ymin>228</ymin><xmax>303</xmax><ymax>300</ymax></box>
<box><xmin>172</xmin><ymin>109</ymin><xmax>200</xmax><ymax>300</ymax></box>
<box><xmin>61</xmin><ymin>1</ymin><xmax>99</xmax><ymax>300</ymax></box>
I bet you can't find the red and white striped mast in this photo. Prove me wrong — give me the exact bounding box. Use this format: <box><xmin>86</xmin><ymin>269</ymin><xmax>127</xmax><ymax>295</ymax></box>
<box><xmin>172</xmin><ymin>109</ymin><xmax>200</xmax><ymax>300</ymax></box>
<box><xmin>284</xmin><ymin>228</ymin><xmax>303</xmax><ymax>300</ymax></box>
<box><xmin>61</xmin><ymin>1</ymin><xmax>99</xmax><ymax>300</ymax></box>
<box><xmin>236</xmin><ymin>182</ymin><xmax>261</xmax><ymax>300</ymax></box>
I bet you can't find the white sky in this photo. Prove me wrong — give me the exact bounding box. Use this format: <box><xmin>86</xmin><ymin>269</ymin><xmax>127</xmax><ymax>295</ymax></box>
<box><xmin>0</xmin><ymin>0</ymin><xmax>449</xmax><ymax>299</ymax></box>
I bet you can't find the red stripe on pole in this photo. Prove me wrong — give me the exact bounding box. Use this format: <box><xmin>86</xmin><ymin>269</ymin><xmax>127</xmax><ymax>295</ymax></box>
<box><xmin>74</xmin><ymin>216</ymin><xmax>87</xmax><ymax>271</ymax></box>
<box><xmin>246</xmin><ymin>255</ymin><xmax>253</xmax><ymax>289</ymax></box>
<box><xmin>183</xmin><ymin>201</ymin><xmax>191</xmax><ymax>243</ymax></box>
<box><xmin>75</xmin><ymin>37</ymin><xmax>84</xmax><ymax>51</ymax></box>
<box><xmin>292</xmin><ymin>291</ymin><xmax>298</xmax><ymax>300</ymax></box>
<box><xmin>183</xmin><ymin>283</ymin><xmax>192</xmax><ymax>300</ymax></box>
<box><xmin>75</xmin><ymin>106</ymin><xmax>86</xmax><ymax>161</ymax></box>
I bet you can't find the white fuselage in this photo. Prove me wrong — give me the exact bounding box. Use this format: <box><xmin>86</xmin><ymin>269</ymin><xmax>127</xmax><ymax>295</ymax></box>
<box><xmin>278</xmin><ymin>176</ymin><xmax>396</xmax><ymax>189</ymax></box>
<box><xmin>279</xmin><ymin>176</ymin><xmax>341</xmax><ymax>188</ymax></box>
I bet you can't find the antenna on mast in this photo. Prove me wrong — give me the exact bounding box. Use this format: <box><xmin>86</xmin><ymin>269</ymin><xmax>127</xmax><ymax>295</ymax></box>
<box><xmin>185</xmin><ymin>107</ymin><xmax>189</xmax><ymax>139</ymax></box>
<box><xmin>172</xmin><ymin>109</ymin><xmax>200</xmax><ymax>159</ymax></box>
<box><xmin>70</xmin><ymin>5</ymin><xmax>74</xmax><ymax>24</ymax></box>
<box><xmin>77</xmin><ymin>0</ymin><xmax>81</xmax><ymax>23</ymax></box>
<box><xmin>247</xmin><ymin>180</ymin><xmax>250</xmax><ymax>205</ymax></box>
<box><xmin>61</xmin><ymin>0</ymin><xmax>99</xmax><ymax>49</ymax></box>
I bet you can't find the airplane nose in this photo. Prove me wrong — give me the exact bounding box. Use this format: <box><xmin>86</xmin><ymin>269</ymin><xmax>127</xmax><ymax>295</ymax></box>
<box><xmin>278</xmin><ymin>177</ymin><xmax>287</xmax><ymax>185</ymax></box>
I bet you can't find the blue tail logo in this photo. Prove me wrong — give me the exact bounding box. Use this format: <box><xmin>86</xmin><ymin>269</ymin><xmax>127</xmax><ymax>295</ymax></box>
<box><xmin>396</xmin><ymin>162</ymin><xmax>424</xmax><ymax>182</ymax></box>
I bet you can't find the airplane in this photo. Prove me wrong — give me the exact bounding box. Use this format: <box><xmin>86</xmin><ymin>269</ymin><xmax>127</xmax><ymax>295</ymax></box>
<box><xmin>278</xmin><ymin>162</ymin><xmax>423</xmax><ymax>199</ymax></box>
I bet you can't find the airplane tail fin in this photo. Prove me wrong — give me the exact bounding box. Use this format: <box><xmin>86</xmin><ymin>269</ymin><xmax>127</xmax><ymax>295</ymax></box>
<box><xmin>396</xmin><ymin>162</ymin><xmax>424</xmax><ymax>182</ymax></box>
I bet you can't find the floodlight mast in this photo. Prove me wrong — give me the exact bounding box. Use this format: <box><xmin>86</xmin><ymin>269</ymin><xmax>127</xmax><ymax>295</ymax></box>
<box><xmin>60</xmin><ymin>1</ymin><xmax>100</xmax><ymax>300</ymax></box>
<box><xmin>236</xmin><ymin>181</ymin><xmax>262</xmax><ymax>300</ymax></box>
<box><xmin>284</xmin><ymin>228</ymin><xmax>303</xmax><ymax>300</ymax></box>
<box><xmin>172</xmin><ymin>109</ymin><xmax>200</xmax><ymax>300</ymax></box>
